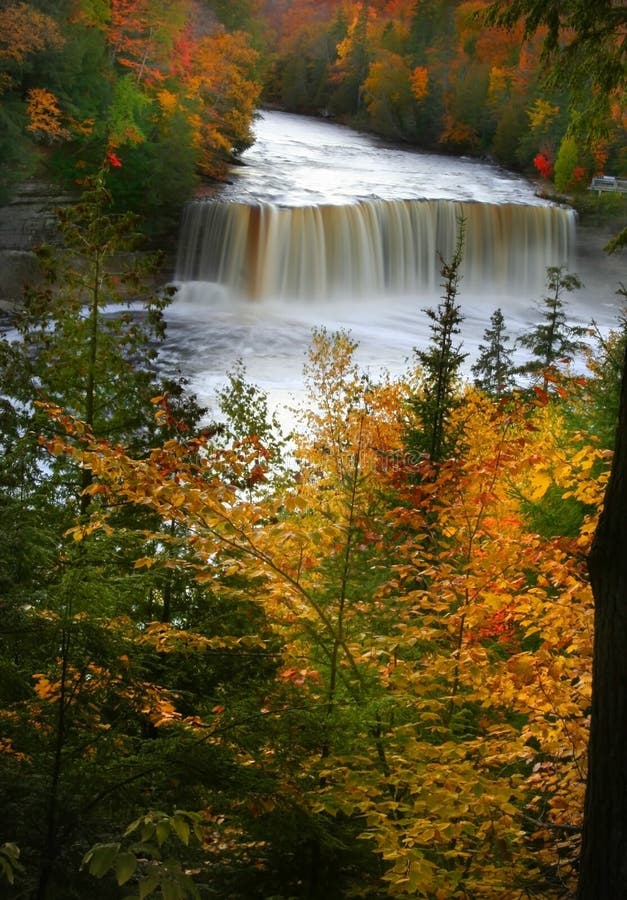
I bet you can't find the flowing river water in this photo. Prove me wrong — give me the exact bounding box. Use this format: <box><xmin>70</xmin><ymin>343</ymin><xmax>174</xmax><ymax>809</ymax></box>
<box><xmin>161</xmin><ymin>110</ymin><xmax>623</xmax><ymax>418</ymax></box>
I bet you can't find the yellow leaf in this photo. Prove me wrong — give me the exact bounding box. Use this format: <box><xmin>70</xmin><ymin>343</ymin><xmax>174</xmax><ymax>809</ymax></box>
<box><xmin>528</xmin><ymin>471</ymin><xmax>552</xmax><ymax>502</ymax></box>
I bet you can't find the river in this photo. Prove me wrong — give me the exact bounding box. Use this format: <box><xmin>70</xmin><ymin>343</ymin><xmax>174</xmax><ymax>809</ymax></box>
<box><xmin>161</xmin><ymin>110</ymin><xmax>624</xmax><ymax>419</ymax></box>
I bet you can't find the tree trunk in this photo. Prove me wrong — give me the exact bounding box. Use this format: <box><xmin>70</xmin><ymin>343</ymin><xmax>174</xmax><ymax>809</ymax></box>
<box><xmin>578</xmin><ymin>347</ymin><xmax>627</xmax><ymax>897</ymax></box>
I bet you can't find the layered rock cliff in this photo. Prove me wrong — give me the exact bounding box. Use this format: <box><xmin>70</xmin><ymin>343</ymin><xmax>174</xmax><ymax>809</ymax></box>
<box><xmin>0</xmin><ymin>182</ymin><xmax>74</xmax><ymax>310</ymax></box>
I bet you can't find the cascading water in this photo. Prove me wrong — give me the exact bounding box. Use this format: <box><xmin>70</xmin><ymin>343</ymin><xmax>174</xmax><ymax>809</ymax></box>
<box><xmin>175</xmin><ymin>198</ymin><xmax>575</xmax><ymax>301</ymax></box>
<box><xmin>163</xmin><ymin>110</ymin><xmax>619</xmax><ymax>414</ymax></box>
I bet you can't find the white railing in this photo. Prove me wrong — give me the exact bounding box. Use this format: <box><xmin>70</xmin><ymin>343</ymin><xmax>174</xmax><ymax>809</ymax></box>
<box><xmin>589</xmin><ymin>175</ymin><xmax>627</xmax><ymax>195</ymax></box>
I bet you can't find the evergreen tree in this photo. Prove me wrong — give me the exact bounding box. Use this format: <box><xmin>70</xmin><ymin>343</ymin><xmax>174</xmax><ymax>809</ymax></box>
<box><xmin>0</xmin><ymin>156</ymin><xmax>207</xmax><ymax>622</ymax></box>
<box><xmin>517</xmin><ymin>265</ymin><xmax>586</xmax><ymax>389</ymax></box>
<box><xmin>407</xmin><ymin>218</ymin><xmax>467</xmax><ymax>462</ymax></box>
<box><xmin>408</xmin><ymin>0</ymin><xmax>440</xmax><ymax>63</ymax></box>
<box><xmin>472</xmin><ymin>307</ymin><xmax>516</xmax><ymax>397</ymax></box>
<box><xmin>484</xmin><ymin>0</ymin><xmax>626</xmax><ymax>138</ymax></box>
<box><xmin>1</xmin><ymin>163</ymin><xmax>174</xmax><ymax>513</ymax></box>
<box><xmin>0</xmin><ymin>158</ymin><xmax>215</xmax><ymax>900</ymax></box>
<box><xmin>581</xmin><ymin>294</ymin><xmax>627</xmax><ymax>448</ymax></box>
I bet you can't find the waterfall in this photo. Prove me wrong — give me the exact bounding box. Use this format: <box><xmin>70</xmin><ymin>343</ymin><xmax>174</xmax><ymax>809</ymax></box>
<box><xmin>175</xmin><ymin>198</ymin><xmax>575</xmax><ymax>302</ymax></box>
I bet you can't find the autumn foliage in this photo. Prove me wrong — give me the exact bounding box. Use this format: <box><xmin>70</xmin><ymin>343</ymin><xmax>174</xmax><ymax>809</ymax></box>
<box><xmin>0</xmin><ymin>317</ymin><xmax>612</xmax><ymax>896</ymax></box>
<box><xmin>263</xmin><ymin>0</ymin><xmax>625</xmax><ymax>180</ymax></box>
<box><xmin>533</xmin><ymin>152</ymin><xmax>554</xmax><ymax>179</ymax></box>
<box><xmin>0</xmin><ymin>171</ymin><xmax>618</xmax><ymax>895</ymax></box>
<box><xmin>0</xmin><ymin>0</ymin><xmax>262</xmax><ymax>218</ymax></box>
<box><xmin>2</xmin><ymin>0</ymin><xmax>625</xmax><ymax>217</ymax></box>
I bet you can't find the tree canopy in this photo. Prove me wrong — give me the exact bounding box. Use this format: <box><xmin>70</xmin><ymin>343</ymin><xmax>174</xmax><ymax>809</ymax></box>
<box><xmin>1</xmin><ymin>0</ymin><xmax>625</xmax><ymax>230</ymax></box>
<box><xmin>1</xmin><ymin>3</ymin><xmax>626</xmax><ymax>896</ymax></box>
<box><xmin>1</xmin><ymin>208</ymin><xmax>625</xmax><ymax>893</ymax></box>
<box><xmin>0</xmin><ymin>0</ymin><xmax>263</xmax><ymax>231</ymax></box>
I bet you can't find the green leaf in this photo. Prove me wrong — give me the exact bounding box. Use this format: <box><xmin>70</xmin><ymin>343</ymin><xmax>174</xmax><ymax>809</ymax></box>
<box><xmin>155</xmin><ymin>820</ymin><xmax>170</xmax><ymax>847</ymax></box>
<box><xmin>138</xmin><ymin>871</ymin><xmax>160</xmax><ymax>900</ymax></box>
<box><xmin>124</xmin><ymin>816</ymin><xmax>144</xmax><ymax>838</ymax></box>
<box><xmin>114</xmin><ymin>852</ymin><xmax>137</xmax><ymax>886</ymax></box>
<box><xmin>0</xmin><ymin>844</ymin><xmax>20</xmax><ymax>865</ymax></box>
<box><xmin>0</xmin><ymin>843</ymin><xmax>22</xmax><ymax>885</ymax></box>
<box><xmin>86</xmin><ymin>842</ymin><xmax>121</xmax><ymax>878</ymax></box>
<box><xmin>0</xmin><ymin>859</ymin><xmax>14</xmax><ymax>885</ymax></box>
<box><xmin>140</xmin><ymin>823</ymin><xmax>155</xmax><ymax>843</ymax></box>
<box><xmin>134</xmin><ymin>841</ymin><xmax>161</xmax><ymax>861</ymax></box>
<box><xmin>170</xmin><ymin>815</ymin><xmax>190</xmax><ymax>846</ymax></box>
<box><xmin>161</xmin><ymin>878</ymin><xmax>183</xmax><ymax>900</ymax></box>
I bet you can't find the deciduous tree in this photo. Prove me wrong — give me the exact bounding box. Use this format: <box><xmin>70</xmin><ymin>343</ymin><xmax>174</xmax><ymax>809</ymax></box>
<box><xmin>0</xmin><ymin>2</ymin><xmax>64</xmax><ymax>67</ymax></box>
<box><xmin>11</xmin><ymin>319</ymin><xmax>613</xmax><ymax>897</ymax></box>
<box><xmin>363</xmin><ymin>50</ymin><xmax>417</xmax><ymax>137</ymax></box>
<box><xmin>183</xmin><ymin>27</ymin><xmax>261</xmax><ymax>177</ymax></box>
<box><xmin>484</xmin><ymin>0</ymin><xmax>627</xmax><ymax>136</ymax></box>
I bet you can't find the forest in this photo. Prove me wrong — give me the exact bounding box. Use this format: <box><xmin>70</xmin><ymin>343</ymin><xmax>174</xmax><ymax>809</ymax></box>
<box><xmin>1</xmin><ymin>0</ymin><xmax>625</xmax><ymax>235</ymax></box>
<box><xmin>1</xmin><ymin>1</ymin><xmax>626</xmax><ymax>899</ymax></box>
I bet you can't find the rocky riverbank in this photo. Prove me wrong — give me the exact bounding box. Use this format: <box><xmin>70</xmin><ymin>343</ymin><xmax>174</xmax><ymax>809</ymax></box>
<box><xmin>1</xmin><ymin>178</ymin><xmax>622</xmax><ymax>321</ymax></box>
<box><xmin>0</xmin><ymin>181</ymin><xmax>75</xmax><ymax>311</ymax></box>
<box><xmin>0</xmin><ymin>181</ymin><xmax>179</xmax><ymax>317</ymax></box>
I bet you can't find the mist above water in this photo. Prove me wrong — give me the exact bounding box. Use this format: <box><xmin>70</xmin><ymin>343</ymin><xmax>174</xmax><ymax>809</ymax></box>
<box><xmin>163</xmin><ymin>111</ymin><xmax>623</xmax><ymax>417</ymax></box>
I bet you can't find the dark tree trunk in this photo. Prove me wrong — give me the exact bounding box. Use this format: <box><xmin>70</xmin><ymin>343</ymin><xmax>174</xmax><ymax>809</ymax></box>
<box><xmin>578</xmin><ymin>347</ymin><xmax>627</xmax><ymax>898</ymax></box>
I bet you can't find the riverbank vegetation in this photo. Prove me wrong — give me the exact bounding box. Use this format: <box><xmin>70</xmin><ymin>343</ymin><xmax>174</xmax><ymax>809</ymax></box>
<box><xmin>264</xmin><ymin>0</ymin><xmax>625</xmax><ymax>185</ymax></box>
<box><xmin>1</xmin><ymin>2</ymin><xmax>626</xmax><ymax>897</ymax></box>
<box><xmin>1</xmin><ymin>1</ymin><xmax>625</xmax><ymax>238</ymax></box>
<box><xmin>0</xmin><ymin>0</ymin><xmax>263</xmax><ymax>234</ymax></box>
<box><xmin>0</xmin><ymin>173</ymin><xmax>625</xmax><ymax>897</ymax></box>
